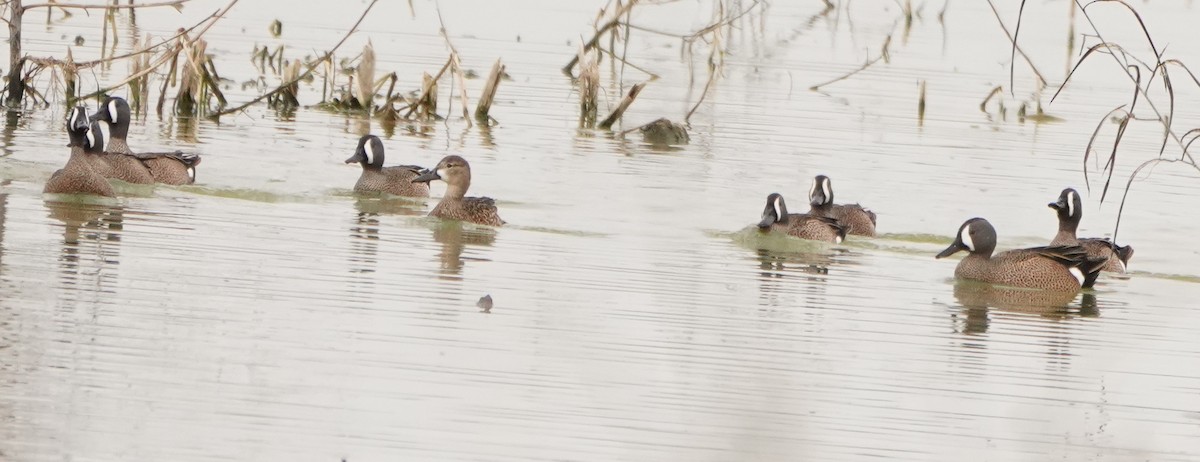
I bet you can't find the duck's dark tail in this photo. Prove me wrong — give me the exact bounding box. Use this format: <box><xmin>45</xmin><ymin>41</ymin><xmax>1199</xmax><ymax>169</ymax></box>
<box><xmin>1080</xmin><ymin>257</ymin><xmax>1108</xmax><ymax>289</ymax></box>
<box><xmin>1113</xmin><ymin>244</ymin><xmax>1134</xmax><ymax>269</ymax></box>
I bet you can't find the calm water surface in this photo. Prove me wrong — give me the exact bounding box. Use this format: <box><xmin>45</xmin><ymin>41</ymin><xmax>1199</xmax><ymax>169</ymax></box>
<box><xmin>2</xmin><ymin>1</ymin><xmax>1199</xmax><ymax>460</ymax></box>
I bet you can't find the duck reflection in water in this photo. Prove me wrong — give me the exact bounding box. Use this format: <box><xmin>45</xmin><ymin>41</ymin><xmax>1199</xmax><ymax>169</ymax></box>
<box><xmin>432</xmin><ymin>221</ymin><xmax>495</xmax><ymax>278</ymax></box>
<box><xmin>44</xmin><ymin>200</ymin><xmax>124</xmax><ymax>291</ymax></box>
<box><xmin>348</xmin><ymin>197</ymin><xmax>425</xmax><ymax>275</ymax></box>
<box><xmin>950</xmin><ymin>281</ymin><xmax>1099</xmax><ymax>335</ymax></box>
<box><xmin>754</xmin><ymin>249</ymin><xmax>838</xmax><ymax>308</ymax></box>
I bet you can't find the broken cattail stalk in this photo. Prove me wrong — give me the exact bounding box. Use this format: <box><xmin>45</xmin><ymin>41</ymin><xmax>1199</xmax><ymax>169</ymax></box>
<box><xmin>418</xmin><ymin>72</ymin><xmax>439</xmax><ymax>119</ymax></box>
<box><xmin>63</xmin><ymin>48</ymin><xmax>78</xmax><ymax>104</ymax></box>
<box><xmin>577</xmin><ymin>50</ymin><xmax>599</xmax><ymax>127</ymax></box>
<box><xmin>174</xmin><ymin>38</ymin><xmax>211</xmax><ymax>115</ymax></box>
<box><xmin>356</xmin><ymin>42</ymin><xmax>376</xmax><ymax>111</ymax></box>
<box><xmin>474</xmin><ymin>58</ymin><xmax>505</xmax><ymax>123</ymax></box>
<box><xmin>450</xmin><ymin>52</ymin><xmax>472</xmax><ymax>127</ymax></box>
<box><xmin>279</xmin><ymin>59</ymin><xmax>301</xmax><ymax>108</ymax></box>
<box><xmin>599</xmin><ymin>81</ymin><xmax>645</xmax><ymax>129</ymax></box>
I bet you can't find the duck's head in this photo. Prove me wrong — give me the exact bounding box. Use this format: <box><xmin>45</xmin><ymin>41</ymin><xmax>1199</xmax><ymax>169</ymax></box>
<box><xmin>809</xmin><ymin>174</ymin><xmax>833</xmax><ymax>207</ymax></box>
<box><xmin>345</xmin><ymin>134</ymin><xmax>385</xmax><ymax>168</ymax></box>
<box><xmin>758</xmin><ymin>193</ymin><xmax>788</xmax><ymax>229</ymax></box>
<box><xmin>936</xmin><ymin>217</ymin><xmax>997</xmax><ymax>259</ymax></box>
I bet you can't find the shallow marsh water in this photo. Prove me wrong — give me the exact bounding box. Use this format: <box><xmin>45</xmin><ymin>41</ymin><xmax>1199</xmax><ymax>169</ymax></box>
<box><xmin>2</xmin><ymin>1</ymin><xmax>1200</xmax><ymax>460</ymax></box>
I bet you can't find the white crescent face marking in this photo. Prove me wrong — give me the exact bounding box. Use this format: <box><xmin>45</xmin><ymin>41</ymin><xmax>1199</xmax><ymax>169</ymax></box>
<box><xmin>1068</xmin><ymin>267</ymin><xmax>1085</xmax><ymax>286</ymax></box>
<box><xmin>821</xmin><ymin>177</ymin><xmax>832</xmax><ymax>203</ymax></box>
<box><xmin>959</xmin><ymin>225</ymin><xmax>975</xmax><ymax>251</ymax></box>
<box><xmin>108</xmin><ymin>99</ymin><xmax>120</xmax><ymax>125</ymax></box>
<box><xmin>68</xmin><ymin>107</ymin><xmax>81</xmax><ymax>124</ymax></box>
<box><xmin>808</xmin><ymin>179</ymin><xmax>818</xmax><ymax>201</ymax></box>
<box><xmin>772</xmin><ymin>196</ymin><xmax>783</xmax><ymax>220</ymax></box>
<box><xmin>1066</xmin><ymin>190</ymin><xmax>1077</xmax><ymax>217</ymax></box>
<box><xmin>85</xmin><ymin>127</ymin><xmax>97</xmax><ymax>149</ymax></box>
<box><xmin>363</xmin><ymin>140</ymin><xmax>377</xmax><ymax>165</ymax></box>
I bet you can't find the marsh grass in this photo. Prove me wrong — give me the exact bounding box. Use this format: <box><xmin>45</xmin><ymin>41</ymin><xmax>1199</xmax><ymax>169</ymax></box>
<box><xmin>564</xmin><ymin>0</ymin><xmax>763</xmax><ymax>129</ymax></box>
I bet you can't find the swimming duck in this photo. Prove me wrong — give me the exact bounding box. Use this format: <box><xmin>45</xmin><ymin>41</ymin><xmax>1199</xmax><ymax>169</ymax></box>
<box><xmin>91</xmin><ymin>96</ymin><xmax>200</xmax><ymax>185</ymax></box>
<box><xmin>344</xmin><ymin>134</ymin><xmax>430</xmax><ymax>197</ymax></box>
<box><xmin>639</xmin><ymin>118</ymin><xmax>689</xmax><ymax>145</ymax></box>
<box><xmin>757</xmin><ymin>192</ymin><xmax>846</xmax><ymax>243</ymax></box>
<box><xmin>412</xmin><ymin>155</ymin><xmax>504</xmax><ymax>226</ymax></box>
<box><xmin>936</xmin><ymin>217</ymin><xmax>1106</xmax><ymax>292</ymax></box>
<box><xmin>807</xmin><ymin>174</ymin><xmax>876</xmax><ymax>237</ymax></box>
<box><xmin>45</xmin><ymin>107</ymin><xmax>116</xmax><ymax>197</ymax></box>
<box><xmin>1048</xmin><ymin>188</ymin><xmax>1134</xmax><ymax>273</ymax></box>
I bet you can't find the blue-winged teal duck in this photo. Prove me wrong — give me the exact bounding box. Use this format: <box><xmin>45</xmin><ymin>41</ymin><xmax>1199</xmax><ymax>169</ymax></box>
<box><xmin>91</xmin><ymin>96</ymin><xmax>199</xmax><ymax>185</ymax></box>
<box><xmin>1048</xmin><ymin>188</ymin><xmax>1134</xmax><ymax>273</ymax></box>
<box><xmin>412</xmin><ymin>155</ymin><xmax>504</xmax><ymax>226</ymax></box>
<box><xmin>45</xmin><ymin>107</ymin><xmax>116</xmax><ymax>197</ymax></box>
<box><xmin>344</xmin><ymin>134</ymin><xmax>430</xmax><ymax>197</ymax></box>
<box><xmin>937</xmin><ymin>217</ymin><xmax>1106</xmax><ymax>291</ymax></box>
<box><xmin>757</xmin><ymin>193</ymin><xmax>846</xmax><ymax>243</ymax></box>
<box><xmin>808</xmin><ymin>174</ymin><xmax>876</xmax><ymax>237</ymax></box>
<box><xmin>639</xmin><ymin>118</ymin><xmax>689</xmax><ymax>145</ymax></box>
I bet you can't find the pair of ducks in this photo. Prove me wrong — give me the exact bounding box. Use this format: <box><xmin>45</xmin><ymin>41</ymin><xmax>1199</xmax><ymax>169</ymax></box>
<box><xmin>344</xmin><ymin>134</ymin><xmax>504</xmax><ymax>227</ymax></box>
<box><xmin>44</xmin><ymin>97</ymin><xmax>200</xmax><ymax>197</ymax></box>
<box><xmin>756</xmin><ymin>175</ymin><xmax>878</xmax><ymax>242</ymax></box>
<box><xmin>936</xmin><ymin>188</ymin><xmax>1134</xmax><ymax>292</ymax></box>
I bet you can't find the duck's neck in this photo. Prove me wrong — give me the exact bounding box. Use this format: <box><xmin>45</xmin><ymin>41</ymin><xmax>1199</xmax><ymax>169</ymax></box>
<box><xmin>810</xmin><ymin>201</ymin><xmax>832</xmax><ymax>216</ymax></box>
<box><xmin>444</xmin><ymin>178</ymin><xmax>469</xmax><ymax>200</ymax></box>
<box><xmin>1056</xmin><ymin>213</ymin><xmax>1079</xmax><ymax>239</ymax></box>
<box><xmin>69</xmin><ymin>146</ymin><xmax>97</xmax><ymax>170</ymax></box>
<box><xmin>106</xmin><ymin>136</ymin><xmax>132</xmax><ymax>154</ymax></box>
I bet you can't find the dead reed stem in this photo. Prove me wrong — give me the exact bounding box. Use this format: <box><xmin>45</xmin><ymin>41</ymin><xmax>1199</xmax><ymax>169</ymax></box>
<box><xmin>985</xmin><ymin>0</ymin><xmax>1047</xmax><ymax>93</ymax></box>
<box><xmin>810</xmin><ymin>35</ymin><xmax>892</xmax><ymax>91</ymax></box>
<box><xmin>577</xmin><ymin>50</ymin><xmax>600</xmax><ymax>127</ymax></box>
<box><xmin>599</xmin><ymin>81</ymin><xmax>645</xmax><ymax>129</ymax></box>
<box><xmin>563</xmin><ymin>0</ymin><xmax>639</xmax><ymax>77</ymax></box>
<box><xmin>474</xmin><ymin>58</ymin><xmax>504</xmax><ymax>123</ymax></box>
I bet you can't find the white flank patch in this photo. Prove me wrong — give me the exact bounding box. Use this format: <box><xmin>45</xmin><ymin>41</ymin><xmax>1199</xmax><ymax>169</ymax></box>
<box><xmin>959</xmin><ymin>225</ymin><xmax>974</xmax><ymax>251</ymax></box>
<box><xmin>1068</xmin><ymin>267</ymin><xmax>1085</xmax><ymax>286</ymax></box>
<box><xmin>186</xmin><ymin>166</ymin><xmax>196</xmax><ymax>182</ymax></box>
<box><xmin>772</xmin><ymin>196</ymin><xmax>783</xmax><ymax>220</ymax></box>
<box><xmin>108</xmin><ymin>99</ymin><xmax>120</xmax><ymax>124</ymax></box>
<box><xmin>821</xmin><ymin>177</ymin><xmax>832</xmax><ymax>203</ymax></box>
<box><xmin>834</xmin><ymin>234</ymin><xmax>843</xmax><ymax>244</ymax></box>
<box><xmin>1118</xmin><ymin>258</ymin><xmax>1127</xmax><ymax>273</ymax></box>
<box><xmin>363</xmin><ymin>140</ymin><xmax>377</xmax><ymax>165</ymax></box>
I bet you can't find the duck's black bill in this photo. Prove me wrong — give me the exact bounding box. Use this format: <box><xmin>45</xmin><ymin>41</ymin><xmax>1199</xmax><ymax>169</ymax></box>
<box><xmin>935</xmin><ymin>242</ymin><xmax>965</xmax><ymax>259</ymax></box>
<box><xmin>412</xmin><ymin>170</ymin><xmax>440</xmax><ymax>183</ymax></box>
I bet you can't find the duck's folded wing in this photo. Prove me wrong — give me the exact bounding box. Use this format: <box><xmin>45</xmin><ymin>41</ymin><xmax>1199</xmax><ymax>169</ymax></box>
<box><xmin>1025</xmin><ymin>245</ymin><xmax>1090</xmax><ymax>266</ymax></box>
<box><xmin>134</xmin><ymin>150</ymin><xmax>201</xmax><ymax>167</ymax></box>
<box><xmin>393</xmin><ymin>164</ymin><xmax>425</xmax><ymax>173</ymax></box>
